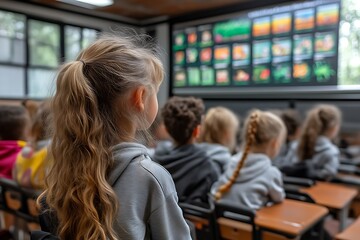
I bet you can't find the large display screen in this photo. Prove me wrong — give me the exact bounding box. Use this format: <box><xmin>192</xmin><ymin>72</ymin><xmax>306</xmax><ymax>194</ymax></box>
<box><xmin>171</xmin><ymin>0</ymin><xmax>360</xmax><ymax>96</ymax></box>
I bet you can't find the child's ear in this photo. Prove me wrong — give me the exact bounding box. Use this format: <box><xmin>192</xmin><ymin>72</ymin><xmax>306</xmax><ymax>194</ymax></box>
<box><xmin>132</xmin><ymin>86</ymin><xmax>146</xmax><ymax>111</ymax></box>
<box><xmin>270</xmin><ymin>137</ymin><xmax>280</xmax><ymax>150</ymax></box>
<box><xmin>192</xmin><ymin>125</ymin><xmax>201</xmax><ymax>139</ymax></box>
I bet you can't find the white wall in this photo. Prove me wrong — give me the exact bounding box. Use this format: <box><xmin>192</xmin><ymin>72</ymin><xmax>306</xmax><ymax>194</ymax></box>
<box><xmin>0</xmin><ymin>0</ymin><xmax>139</xmax><ymax>32</ymax></box>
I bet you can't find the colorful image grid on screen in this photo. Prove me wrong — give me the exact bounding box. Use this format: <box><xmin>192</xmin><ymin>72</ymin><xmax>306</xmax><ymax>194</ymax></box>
<box><xmin>172</xmin><ymin>0</ymin><xmax>341</xmax><ymax>89</ymax></box>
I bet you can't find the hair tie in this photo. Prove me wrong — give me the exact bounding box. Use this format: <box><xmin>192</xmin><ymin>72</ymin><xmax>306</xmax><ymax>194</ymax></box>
<box><xmin>79</xmin><ymin>60</ymin><xmax>86</xmax><ymax>66</ymax></box>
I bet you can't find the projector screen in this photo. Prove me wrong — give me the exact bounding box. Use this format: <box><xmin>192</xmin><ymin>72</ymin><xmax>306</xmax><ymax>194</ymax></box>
<box><xmin>171</xmin><ymin>0</ymin><xmax>360</xmax><ymax>98</ymax></box>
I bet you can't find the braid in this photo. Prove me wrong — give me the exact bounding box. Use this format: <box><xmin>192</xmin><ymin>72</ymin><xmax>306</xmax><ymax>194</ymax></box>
<box><xmin>215</xmin><ymin>111</ymin><xmax>259</xmax><ymax>201</ymax></box>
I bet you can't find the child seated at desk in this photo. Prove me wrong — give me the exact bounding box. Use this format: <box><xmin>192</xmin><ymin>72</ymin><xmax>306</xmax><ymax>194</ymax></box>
<box><xmin>211</xmin><ymin>110</ymin><xmax>286</xmax><ymax>210</ymax></box>
<box><xmin>297</xmin><ymin>104</ymin><xmax>342</xmax><ymax>180</ymax></box>
<box><xmin>0</xmin><ymin>105</ymin><xmax>29</xmax><ymax>179</ymax></box>
<box><xmin>153</xmin><ymin>96</ymin><xmax>219</xmax><ymax>204</ymax></box>
<box><xmin>273</xmin><ymin>109</ymin><xmax>302</xmax><ymax>169</ymax></box>
<box><xmin>198</xmin><ymin>107</ymin><xmax>239</xmax><ymax>173</ymax></box>
<box><xmin>14</xmin><ymin>101</ymin><xmax>51</xmax><ymax>189</ymax></box>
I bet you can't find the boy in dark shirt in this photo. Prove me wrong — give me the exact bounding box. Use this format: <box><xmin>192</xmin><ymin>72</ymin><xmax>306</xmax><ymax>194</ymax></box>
<box><xmin>153</xmin><ymin>96</ymin><xmax>219</xmax><ymax>204</ymax></box>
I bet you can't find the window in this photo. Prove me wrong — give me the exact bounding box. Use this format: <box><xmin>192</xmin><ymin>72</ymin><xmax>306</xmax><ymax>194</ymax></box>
<box><xmin>82</xmin><ymin>28</ymin><xmax>97</xmax><ymax>48</ymax></box>
<box><xmin>29</xmin><ymin>20</ymin><xmax>60</xmax><ymax>67</ymax></box>
<box><xmin>0</xmin><ymin>9</ymin><xmax>99</xmax><ymax>99</ymax></box>
<box><xmin>28</xmin><ymin>20</ymin><xmax>60</xmax><ymax>98</ymax></box>
<box><xmin>65</xmin><ymin>26</ymin><xmax>98</xmax><ymax>61</ymax></box>
<box><xmin>65</xmin><ymin>26</ymin><xmax>81</xmax><ymax>61</ymax></box>
<box><xmin>0</xmin><ymin>10</ymin><xmax>25</xmax><ymax>64</ymax></box>
<box><xmin>0</xmin><ymin>66</ymin><xmax>25</xmax><ymax>97</ymax></box>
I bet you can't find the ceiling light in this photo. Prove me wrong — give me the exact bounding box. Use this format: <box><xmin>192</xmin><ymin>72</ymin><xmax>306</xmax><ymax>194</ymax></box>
<box><xmin>58</xmin><ymin>0</ymin><xmax>114</xmax><ymax>8</ymax></box>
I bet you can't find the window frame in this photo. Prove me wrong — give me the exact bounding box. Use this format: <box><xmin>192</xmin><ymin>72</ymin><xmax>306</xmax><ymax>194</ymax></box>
<box><xmin>0</xmin><ymin>7</ymin><xmax>100</xmax><ymax>100</ymax></box>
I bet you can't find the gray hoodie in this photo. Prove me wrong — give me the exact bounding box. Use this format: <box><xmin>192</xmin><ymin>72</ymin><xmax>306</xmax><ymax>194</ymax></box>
<box><xmin>273</xmin><ymin>140</ymin><xmax>299</xmax><ymax>169</ymax></box>
<box><xmin>307</xmin><ymin>136</ymin><xmax>340</xmax><ymax>180</ymax></box>
<box><xmin>108</xmin><ymin>142</ymin><xmax>191</xmax><ymax>239</ymax></box>
<box><xmin>211</xmin><ymin>153</ymin><xmax>285</xmax><ymax>210</ymax></box>
<box><xmin>198</xmin><ymin>143</ymin><xmax>232</xmax><ymax>173</ymax></box>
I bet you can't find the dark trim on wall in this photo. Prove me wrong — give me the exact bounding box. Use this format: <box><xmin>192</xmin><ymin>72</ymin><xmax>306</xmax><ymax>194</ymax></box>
<box><xmin>200</xmin><ymin>98</ymin><xmax>360</xmax><ymax>102</ymax></box>
<box><xmin>0</xmin><ymin>6</ymin><xmax>102</xmax><ymax>31</ymax></box>
<box><xmin>11</xmin><ymin>0</ymin><xmax>140</xmax><ymax>27</ymax></box>
<box><xmin>10</xmin><ymin>0</ymin><xmax>301</xmax><ymax>28</ymax></box>
<box><xmin>168</xmin><ymin>0</ymin><xmax>300</xmax><ymax>25</ymax></box>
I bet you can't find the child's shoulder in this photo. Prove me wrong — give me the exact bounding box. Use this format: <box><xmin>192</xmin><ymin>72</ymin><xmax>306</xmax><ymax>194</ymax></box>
<box><xmin>265</xmin><ymin>165</ymin><xmax>283</xmax><ymax>179</ymax></box>
<box><xmin>137</xmin><ymin>156</ymin><xmax>176</xmax><ymax>195</ymax></box>
<box><xmin>315</xmin><ymin>136</ymin><xmax>339</xmax><ymax>155</ymax></box>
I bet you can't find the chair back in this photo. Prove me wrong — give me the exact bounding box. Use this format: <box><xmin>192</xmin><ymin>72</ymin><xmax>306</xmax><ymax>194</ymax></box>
<box><xmin>215</xmin><ymin>201</ymin><xmax>260</xmax><ymax>240</ymax></box>
<box><xmin>179</xmin><ymin>202</ymin><xmax>218</xmax><ymax>240</ymax></box>
<box><xmin>0</xmin><ymin>177</ymin><xmax>40</xmax><ymax>223</ymax></box>
<box><xmin>282</xmin><ymin>176</ymin><xmax>315</xmax><ymax>187</ymax></box>
<box><xmin>284</xmin><ymin>185</ymin><xmax>315</xmax><ymax>203</ymax></box>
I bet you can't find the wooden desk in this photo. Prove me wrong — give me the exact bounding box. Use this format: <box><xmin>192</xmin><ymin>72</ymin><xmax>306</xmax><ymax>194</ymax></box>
<box><xmin>336</xmin><ymin>217</ymin><xmax>360</xmax><ymax>240</ymax></box>
<box><xmin>336</xmin><ymin>173</ymin><xmax>360</xmax><ymax>217</ymax></box>
<box><xmin>255</xmin><ymin>199</ymin><xmax>328</xmax><ymax>239</ymax></box>
<box><xmin>300</xmin><ymin>182</ymin><xmax>358</xmax><ymax>231</ymax></box>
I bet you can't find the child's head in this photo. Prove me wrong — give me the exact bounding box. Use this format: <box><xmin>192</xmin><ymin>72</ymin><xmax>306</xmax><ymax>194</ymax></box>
<box><xmin>298</xmin><ymin>104</ymin><xmax>342</xmax><ymax>161</ymax></box>
<box><xmin>162</xmin><ymin>96</ymin><xmax>204</xmax><ymax>146</ymax></box>
<box><xmin>29</xmin><ymin>101</ymin><xmax>51</xmax><ymax>144</ymax></box>
<box><xmin>42</xmin><ymin>34</ymin><xmax>164</xmax><ymax>240</ymax></box>
<box><xmin>0</xmin><ymin>105</ymin><xmax>29</xmax><ymax>141</ymax></box>
<box><xmin>215</xmin><ymin>109</ymin><xmax>286</xmax><ymax>200</ymax></box>
<box><xmin>21</xmin><ymin>99</ymin><xmax>39</xmax><ymax>120</ymax></box>
<box><xmin>199</xmin><ymin>107</ymin><xmax>239</xmax><ymax>152</ymax></box>
<box><xmin>280</xmin><ymin>109</ymin><xmax>302</xmax><ymax>143</ymax></box>
<box><xmin>242</xmin><ymin>110</ymin><xmax>287</xmax><ymax>159</ymax></box>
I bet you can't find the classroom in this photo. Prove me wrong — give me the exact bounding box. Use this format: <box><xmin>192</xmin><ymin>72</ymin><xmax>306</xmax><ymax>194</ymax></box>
<box><xmin>0</xmin><ymin>0</ymin><xmax>360</xmax><ymax>239</ymax></box>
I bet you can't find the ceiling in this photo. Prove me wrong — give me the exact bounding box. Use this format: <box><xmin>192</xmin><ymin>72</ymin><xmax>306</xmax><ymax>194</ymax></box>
<box><xmin>28</xmin><ymin>0</ymin><xmax>255</xmax><ymax>22</ymax></box>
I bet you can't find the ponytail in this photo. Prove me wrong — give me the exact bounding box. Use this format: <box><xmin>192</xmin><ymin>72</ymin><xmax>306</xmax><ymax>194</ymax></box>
<box><xmin>40</xmin><ymin>60</ymin><xmax>118</xmax><ymax>240</ymax></box>
<box><xmin>297</xmin><ymin>109</ymin><xmax>322</xmax><ymax>161</ymax></box>
<box><xmin>298</xmin><ymin>105</ymin><xmax>341</xmax><ymax>161</ymax></box>
<box><xmin>215</xmin><ymin>111</ymin><xmax>259</xmax><ymax>201</ymax></box>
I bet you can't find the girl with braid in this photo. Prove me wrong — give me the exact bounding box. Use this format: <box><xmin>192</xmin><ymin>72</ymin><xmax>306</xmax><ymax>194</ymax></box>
<box><xmin>211</xmin><ymin>110</ymin><xmax>286</xmax><ymax>210</ymax></box>
<box><xmin>297</xmin><ymin>104</ymin><xmax>341</xmax><ymax>180</ymax></box>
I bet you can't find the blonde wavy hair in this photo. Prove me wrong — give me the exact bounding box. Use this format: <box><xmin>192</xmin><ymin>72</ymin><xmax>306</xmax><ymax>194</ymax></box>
<box><xmin>215</xmin><ymin>110</ymin><xmax>286</xmax><ymax>200</ymax></box>
<box><xmin>38</xmin><ymin>34</ymin><xmax>164</xmax><ymax>240</ymax></box>
<box><xmin>298</xmin><ymin>104</ymin><xmax>341</xmax><ymax>161</ymax></box>
<box><xmin>199</xmin><ymin>107</ymin><xmax>239</xmax><ymax>152</ymax></box>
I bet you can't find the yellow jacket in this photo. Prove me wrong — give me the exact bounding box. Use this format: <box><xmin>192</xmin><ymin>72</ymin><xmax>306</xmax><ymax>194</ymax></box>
<box><xmin>14</xmin><ymin>141</ymin><xmax>49</xmax><ymax>189</ymax></box>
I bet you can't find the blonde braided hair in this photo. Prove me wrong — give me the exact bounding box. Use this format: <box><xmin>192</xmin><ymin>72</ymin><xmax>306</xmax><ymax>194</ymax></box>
<box><xmin>215</xmin><ymin>111</ymin><xmax>259</xmax><ymax>200</ymax></box>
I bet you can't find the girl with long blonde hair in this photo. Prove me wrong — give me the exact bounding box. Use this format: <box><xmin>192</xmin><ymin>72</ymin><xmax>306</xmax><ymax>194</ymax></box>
<box><xmin>297</xmin><ymin>104</ymin><xmax>342</xmax><ymax>180</ymax></box>
<box><xmin>211</xmin><ymin>110</ymin><xmax>286</xmax><ymax>210</ymax></box>
<box><xmin>38</xmin><ymin>34</ymin><xmax>191</xmax><ymax>240</ymax></box>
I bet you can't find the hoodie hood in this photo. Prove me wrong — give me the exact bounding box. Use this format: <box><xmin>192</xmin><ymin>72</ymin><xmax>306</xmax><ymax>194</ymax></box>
<box><xmin>315</xmin><ymin>136</ymin><xmax>339</xmax><ymax>155</ymax></box>
<box><xmin>153</xmin><ymin>143</ymin><xmax>219</xmax><ymax>203</ymax></box>
<box><xmin>224</xmin><ymin>153</ymin><xmax>272</xmax><ymax>183</ymax></box>
<box><xmin>108</xmin><ymin>142</ymin><xmax>150</xmax><ymax>186</ymax></box>
<box><xmin>20</xmin><ymin>139</ymin><xmax>51</xmax><ymax>159</ymax></box>
<box><xmin>153</xmin><ymin>144</ymin><xmax>208</xmax><ymax>180</ymax></box>
<box><xmin>150</xmin><ymin>140</ymin><xmax>173</xmax><ymax>157</ymax></box>
<box><xmin>198</xmin><ymin>143</ymin><xmax>231</xmax><ymax>173</ymax></box>
<box><xmin>199</xmin><ymin>143</ymin><xmax>230</xmax><ymax>158</ymax></box>
<box><xmin>0</xmin><ymin>140</ymin><xmax>26</xmax><ymax>179</ymax></box>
